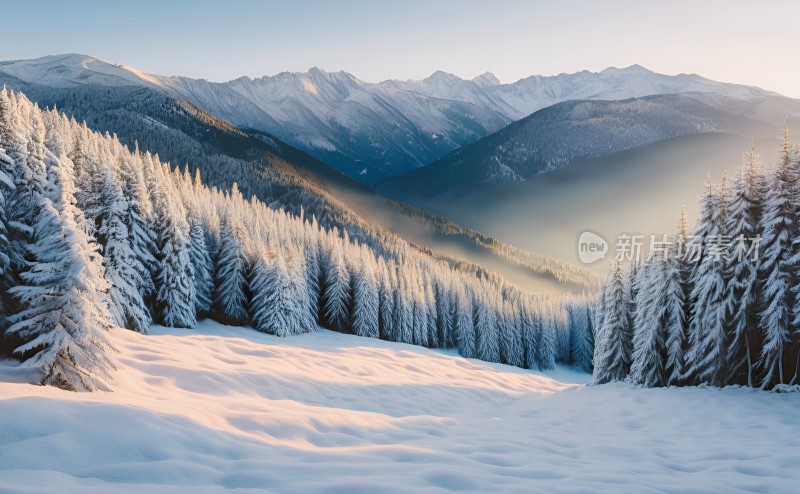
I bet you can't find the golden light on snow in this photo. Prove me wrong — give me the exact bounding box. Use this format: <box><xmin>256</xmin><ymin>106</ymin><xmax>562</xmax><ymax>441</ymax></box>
<box><xmin>302</xmin><ymin>79</ymin><xmax>319</xmax><ymax>96</ymax></box>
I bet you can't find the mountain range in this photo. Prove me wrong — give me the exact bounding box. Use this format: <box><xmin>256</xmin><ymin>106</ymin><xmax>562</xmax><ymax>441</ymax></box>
<box><xmin>0</xmin><ymin>54</ymin><xmax>785</xmax><ymax>183</ymax></box>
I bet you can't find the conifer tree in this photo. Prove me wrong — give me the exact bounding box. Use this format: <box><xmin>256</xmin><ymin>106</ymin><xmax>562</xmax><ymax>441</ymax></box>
<box><xmin>454</xmin><ymin>287</ymin><xmax>476</xmax><ymax>358</ymax></box>
<box><xmin>474</xmin><ymin>294</ymin><xmax>500</xmax><ymax>363</ymax></box>
<box><xmin>96</xmin><ymin>167</ymin><xmax>150</xmax><ymax>333</ymax></box>
<box><xmin>322</xmin><ymin>239</ymin><xmax>351</xmax><ymax>332</ymax></box>
<box><xmin>153</xmin><ymin>179</ymin><xmax>196</xmax><ymax>329</ymax></box>
<box><xmin>119</xmin><ymin>153</ymin><xmax>157</xmax><ymax>302</ymax></box>
<box><xmin>664</xmin><ymin>209</ymin><xmax>690</xmax><ymax>385</ymax></box>
<box><xmin>726</xmin><ymin>149</ymin><xmax>766</xmax><ymax>386</ymax></box>
<box><xmin>188</xmin><ymin>214</ymin><xmax>213</xmax><ymax>316</ymax></box>
<box><xmin>687</xmin><ymin>175</ymin><xmax>731</xmax><ymax>386</ymax></box>
<box><xmin>629</xmin><ymin>257</ymin><xmax>667</xmax><ymax>386</ymax></box>
<box><xmin>0</xmin><ymin>101</ymin><xmax>16</xmax><ymax>322</ymax></box>
<box><xmin>214</xmin><ymin>211</ymin><xmax>249</xmax><ymax>325</ymax></box>
<box><xmin>568</xmin><ymin>302</ymin><xmax>594</xmax><ymax>373</ymax></box>
<box><xmin>592</xmin><ymin>263</ymin><xmax>632</xmax><ymax>384</ymax></box>
<box><xmin>7</xmin><ymin>147</ymin><xmax>116</xmax><ymax>391</ymax></box>
<box><xmin>756</xmin><ymin>127</ymin><xmax>798</xmax><ymax>387</ymax></box>
<box><xmin>521</xmin><ymin>300</ymin><xmax>540</xmax><ymax>370</ymax></box>
<box><xmin>351</xmin><ymin>250</ymin><xmax>379</xmax><ymax>339</ymax></box>
<box><xmin>536</xmin><ymin>312</ymin><xmax>558</xmax><ymax>371</ymax></box>
<box><xmin>377</xmin><ymin>258</ymin><xmax>396</xmax><ymax>340</ymax></box>
<box><xmin>250</xmin><ymin>247</ymin><xmax>310</xmax><ymax>336</ymax></box>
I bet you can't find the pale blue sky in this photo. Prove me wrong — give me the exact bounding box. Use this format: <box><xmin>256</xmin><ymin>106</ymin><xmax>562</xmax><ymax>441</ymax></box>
<box><xmin>2</xmin><ymin>0</ymin><xmax>798</xmax><ymax>97</ymax></box>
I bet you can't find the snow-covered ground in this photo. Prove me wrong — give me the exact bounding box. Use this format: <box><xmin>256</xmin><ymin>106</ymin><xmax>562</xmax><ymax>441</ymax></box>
<box><xmin>0</xmin><ymin>321</ymin><xmax>797</xmax><ymax>493</ymax></box>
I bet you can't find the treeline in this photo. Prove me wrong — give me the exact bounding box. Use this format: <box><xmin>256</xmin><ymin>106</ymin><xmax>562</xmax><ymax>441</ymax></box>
<box><xmin>593</xmin><ymin>132</ymin><xmax>800</xmax><ymax>389</ymax></box>
<box><xmin>4</xmin><ymin>81</ymin><xmax>602</xmax><ymax>292</ymax></box>
<box><xmin>0</xmin><ymin>89</ymin><xmax>593</xmax><ymax>391</ymax></box>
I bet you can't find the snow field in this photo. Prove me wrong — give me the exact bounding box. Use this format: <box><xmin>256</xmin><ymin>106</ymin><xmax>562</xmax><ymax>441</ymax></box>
<box><xmin>0</xmin><ymin>321</ymin><xmax>797</xmax><ymax>493</ymax></box>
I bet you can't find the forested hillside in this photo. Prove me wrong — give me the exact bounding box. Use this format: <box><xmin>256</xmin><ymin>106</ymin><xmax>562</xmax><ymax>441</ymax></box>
<box><xmin>0</xmin><ymin>88</ymin><xmax>593</xmax><ymax>391</ymax></box>
<box><xmin>593</xmin><ymin>132</ymin><xmax>800</xmax><ymax>389</ymax></box>
<box><xmin>0</xmin><ymin>76</ymin><xmax>598</xmax><ymax>294</ymax></box>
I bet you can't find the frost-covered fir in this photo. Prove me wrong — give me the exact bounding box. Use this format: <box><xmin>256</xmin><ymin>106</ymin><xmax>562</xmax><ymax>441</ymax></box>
<box><xmin>592</xmin><ymin>263</ymin><xmax>632</xmax><ymax>384</ymax></box>
<box><xmin>6</xmin><ymin>133</ymin><xmax>116</xmax><ymax>391</ymax></box>
<box><xmin>726</xmin><ymin>148</ymin><xmax>765</xmax><ymax>387</ymax></box>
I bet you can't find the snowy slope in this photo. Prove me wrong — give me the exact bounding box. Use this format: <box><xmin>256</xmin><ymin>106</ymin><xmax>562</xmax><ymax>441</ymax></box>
<box><xmin>0</xmin><ymin>53</ymin><xmax>149</xmax><ymax>88</ymax></box>
<box><xmin>0</xmin><ymin>321</ymin><xmax>797</xmax><ymax>493</ymax></box>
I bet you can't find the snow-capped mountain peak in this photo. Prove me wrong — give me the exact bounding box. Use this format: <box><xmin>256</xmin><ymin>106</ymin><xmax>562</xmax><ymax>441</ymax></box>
<box><xmin>425</xmin><ymin>70</ymin><xmax>463</xmax><ymax>83</ymax></box>
<box><xmin>472</xmin><ymin>72</ymin><xmax>501</xmax><ymax>87</ymax></box>
<box><xmin>599</xmin><ymin>63</ymin><xmax>653</xmax><ymax>76</ymax></box>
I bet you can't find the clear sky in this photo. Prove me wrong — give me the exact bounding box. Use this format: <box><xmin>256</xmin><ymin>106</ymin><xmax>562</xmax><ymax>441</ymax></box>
<box><xmin>2</xmin><ymin>0</ymin><xmax>798</xmax><ymax>97</ymax></box>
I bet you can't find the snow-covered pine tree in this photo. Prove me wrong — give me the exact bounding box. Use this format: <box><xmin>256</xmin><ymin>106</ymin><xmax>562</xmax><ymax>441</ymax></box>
<box><xmin>590</xmin><ymin>280</ymin><xmax>609</xmax><ymax>376</ymax></box>
<box><xmin>119</xmin><ymin>151</ymin><xmax>157</xmax><ymax>302</ymax></box>
<box><xmin>188</xmin><ymin>214</ymin><xmax>213</xmax><ymax>316</ymax></box>
<box><xmin>294</xmin><ymin>248</ymin><xmax>317</xmax><ymax>334</ymax></box>
<box><xmin>394</xmin><ymin>270</ymin><xmax>414</xmax><ymax>344</ymax></box>
<box><xmin>302</xmin><ymin>229</ymin><xmax>322</xmax><ymax>330</ymax></box>
<box><xmin>686</xmin><ymin>174</ymin><xmax>731</xmax><ymax>387</ymax></box>
<box><xmin>435</xmin><ymin>278</ymin><xmax>454</xmax><ymax>348</ymax></box>
<box><xmin>626</xmin><ymin>260</ymin><xmax>640</xmax><ymax>332</ymax></box>
<box><xmin>684</xmin><ymin>179</ymin><xmax>717</xmax><ymax>374</ymax></box>
<box><xmin>726</xmin><ymin>149</ymin><xmax>766</xmax><ymax>387</ymax></box>
<box><xmin>153</xmin><ymin>176</ymin><xmax>196</xmax><ymax>329</ymax></box>
<box><xmin>424</xmin><ymin>279</ymin><xmax>439</xmax><ymax>348</ymax></box>
<box><xmin>568</xmin><ymin>301</ymin><xmax>594</xmax><ymax>373</ymax></box>
<box><xmin>351</xmin><ymin>248</ymin><xmax>379</xmax><ymax>339</ymax></box>
<box><xmin>555</xmin><ymin>306</ymin><xmax>571</xmax><ymax>364</ymax></box>
<box><xmin>629</xmin><ymin>256</ymin><xmax>667</xmax><ymax>386</ymax></box>
<box><xmin>377</xmin><ymin>258</ymin><xmax>396</xmax><ymax>340</ymax></box>
<box><xmin>520</xmin><ymin>299</ymin><xmax>540</xmax><ymax>369</ymax></box>
<box><xmin>498</xmin><ymin>299</ymin><xmax>524</xmax><ymax>367</ymax></box>
<box><xmin>474</xmin><ymin>293</ymin><xmax>500</xmax><ymax>363</ymax></box>
<box><xmin>2</xmin><ymin>91</ymin><xmax>46</xmax><ymax>319</ymax></box>
<box><xmin>322</xmin><ymin>235</ymin><xmax>351</xmax><ymax>332</ymax></box>
<box><xmin>592</xmin><ymin>263</ymin><xmax>632</xmax><ymax>384</ymax></box>
<box><xmin>783</xmin><ymin>131</ymin><xmax>800</xmax><ymax>386</ymax></box>
<box><xmin>536</xmin><ymin>311</ymin><xmax>558</xmax><ymax>371</ymax></box>
<box><xmin>249</xmin><ymin>246</ymin><xmax>307</xmax><ymax>336</ymax></box>
<box><xmin>454</xmin><ymin>286</ymin><xmax>476</xmax><ymax>358</ymax></box>
<box><xmin>664</xmin><ymin>209</ymin><xmax>690</xmax><ymax>385</ymax></box>
<box><xmin>757</xmin><ymin>131</ymin><xmax>796</xmax><ymax>388</ymax></box>
<box><xmin>0</xmin><ymin>97</ymin><xmax>16</xmax><ymax>325</ymax></box>
<box><xmin>409</xmin><ymin>266</ymin><xmax>427</xmax><ymax>346</ymax></box>
<box><xmin>96</xmin><ymin>166</ymin><xmax>150</xmax><ymax>333</ymax></box>
<box><xmin>214</xmin><ymin>210</ymin><xmax>249</xmax><ymax>325</ymax></box>
<box><xmin>6</xmin><ymin>142</ymin><xmax>116</xmax><ymax>391</ymax></box>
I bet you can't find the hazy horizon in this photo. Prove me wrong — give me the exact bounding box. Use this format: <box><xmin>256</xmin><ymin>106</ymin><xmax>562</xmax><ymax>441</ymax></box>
<box><xmin>1</xmin><ymin>0</ymin><xmax>798</xmax><ymax>98</ymax></box>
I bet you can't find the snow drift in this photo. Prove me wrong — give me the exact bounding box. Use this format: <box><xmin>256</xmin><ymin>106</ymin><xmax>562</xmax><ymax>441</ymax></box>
<box><xmin>0</xmin><ymin>322</ymin><xmax>797</xmax><ymax>493</ymax></box>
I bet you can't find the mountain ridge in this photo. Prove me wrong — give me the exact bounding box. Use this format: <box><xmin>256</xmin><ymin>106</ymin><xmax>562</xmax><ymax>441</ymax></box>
<box><xmin>0</xmin><ymin>54</ymin><xmax>784</xmax><ymax>183</ymax></box>
<box><xmin>375</xmin><ymin>91</ymin><xmax>800</xmax><ymax>204</ymax></box>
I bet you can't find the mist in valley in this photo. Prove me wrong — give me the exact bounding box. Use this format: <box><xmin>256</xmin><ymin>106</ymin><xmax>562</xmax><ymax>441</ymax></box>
<box><xmin>431</xmin><ymin>131</ymin><xmax>784</xmax><ymax>275</ymax></box>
